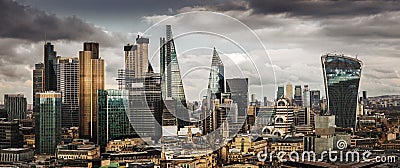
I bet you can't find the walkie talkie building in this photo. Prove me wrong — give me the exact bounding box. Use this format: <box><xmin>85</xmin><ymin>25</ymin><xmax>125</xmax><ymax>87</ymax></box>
<box><xmin>321</xmin><ymin>54</ymin><xmax>362</xmax><ymax>129</ymax></box>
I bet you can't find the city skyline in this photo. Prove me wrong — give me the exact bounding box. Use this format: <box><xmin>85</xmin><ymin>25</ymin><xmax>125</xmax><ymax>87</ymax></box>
<box><xmin>1</xmin><ymin>0</ymin><xmax>400</xmax><ymax>104</ymax></box>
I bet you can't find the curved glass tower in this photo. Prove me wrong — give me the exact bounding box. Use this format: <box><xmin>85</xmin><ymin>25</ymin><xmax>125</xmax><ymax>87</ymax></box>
<box><xmin>321</xmin><ymin>54</ymin><xmax>362</xmax><ymax>129</ymax></box>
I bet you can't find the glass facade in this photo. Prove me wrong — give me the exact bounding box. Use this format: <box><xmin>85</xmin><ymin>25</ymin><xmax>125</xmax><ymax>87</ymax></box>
<box><xmin>160</xmin><ymin>25</ymin><xmax>189</xmax><ymax>128</ymax></box>
<box><xmin>44</xmin><ymin>42</ymin><xmax>58</xmax><ymax>91</ymax></box>
<box><xmin>294</xmin><ymin>85</ymin><xmax>302</xmax><ymax>106</ymax></box>
<box><xmin>322</xmin><ymin>54</ymin><xmax>362</xmax><ymax>129</ymax></box>
<box><xmin>226</xmin><ymin>78</ymin><xmax>248</xmax><ymax>116</ymax></box>
<box><xmin>310</xmin><ymin>90</ymin><xmax>321</xmax><ymax>115</ymax></box>
<box><xmin>277</xmin><ymin>86</ymin><xmax>284</xmax><ymax>99</ymax></box>
<box><xmin>125</xmin><ymin>73</ymin><xmax>163</xmax><ymax>141</ymax></box>
<box><xmin>207</xmin><ymin>48</ymin><xmax>225</xmax><ymax>100</ymax></box>
<box><xmin>35</xmin><ymin>92</ymin><xmax>61</xmax><ymax>154</ymax></box>
<box><xmin>98</xmin><ymin>89</ymin><xmax>133</xmax><ymax>150</ymax></box>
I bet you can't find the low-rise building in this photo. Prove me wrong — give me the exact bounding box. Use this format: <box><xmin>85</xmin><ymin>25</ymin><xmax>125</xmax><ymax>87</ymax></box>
<box><xmin>57</xmin><ymin>139</ymin><xmax>100</xmax><ymax>160</ymax></box>
<box><xmin>0</xmin><ymin>148</ymin><xmax>34</xmax><ymax>163</ymax></box>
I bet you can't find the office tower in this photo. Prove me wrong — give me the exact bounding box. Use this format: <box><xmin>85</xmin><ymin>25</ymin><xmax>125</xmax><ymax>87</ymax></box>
<box><xmin>285</xmin><ymin>82</ymin><xmax>293</xmax><ymax>100</ymax></box>
<box><xmin>251</xmin><ymin>94</ymin><xmax>256</xmax><ymax>103</ymax></box>
<box><xmin>83</xmin><ymin>42</ymin><xmax>99</xmax><ymax>59</ymax></box>
<box><xmin>79</xmin><ymin>42</ymin><xmax>105</xmax><ymax>143</ymax></box>
<box><xmin>126</xmin><ymin>72</ymin><xmax>162</xmax><ymax>141</ymax></box>
<box><xmin>124</xmin><ymin>36</ymin><xmax>162</xmax><ymax>140</ymax></box>
<box><xmin>263</xmin><ymin>97</ymin><xmax>268</xmax><ymax>106</ymax></box>
<box><xmin>277</xmin><ymin>86</ymin><xmax>284</xmax><ymax>99</ymax></box>
<box><xmin>294</xmin><ymin>85</ymin><xmax>302</xmax><ymax>106</ymax></box>
<box><xmin>362</xmin><ymin>91</ymin><xmax>367</xmax><ymax>100</ymax></box>
<box><xmin>44</xmin><ymin>42</ymin><xmax>58</xmax><ymax>91</ymax></box>
<box><xmin>205</xmin><ymin>48</ymin><xmax>225</xmax><ymax>133</ymax></box>
<box><xmin>310</xmin><ymin>90</ymin><xmax>321</xmax><ymax>115</ymax></box>
<box><xmin>207</xmin><ymin>48</ymin><xmax>225</xmax><ymax>100</ymax></box>
<box><xmin>57</xmin><ymin>57</ymin><xmax>79</xmax><ymax>128</ymax></box>
<box><xmin>125</xmin><ymin>36</ymin><xmax>149</xmax><ymax>79</ymax></box>
<box><xmin>322</xmin><ymin>54</ymin><xmax>362</xmax><ymax>129</ymax></box>
<box><xmin>116</xmin><ymin>69</ymin><xmax>125</xmax><ymax>90</ymax></box>
<box><xmin>274</xmin><ymin>98</ymin><xmax>294</xmax><ymax>136</ymax></box>
<box><xmin>98</xmin><ymin>89</ymin><xmax>133</xmax><ymax>150</ymax></box>
<box><xmin>34</xmin><ymin>92</ymin><xmax>62</xmax><ymax>154</ymax></box>
<box><xmin>160</xmin><ymin>25</ymin><xmax>189</xmax><ymax>128</ymax></box>
<box><xmin>303</xmin><ymin>85</ymin><xmax>310</xmax><ymax>108</ymax></box>
<box><xmin>33</xmin><ymin>63</ymin><xmax>44</xmax><ymax>109</ymax></box>
<box><xmin>203</xmin><ymin>48</ymin><xmax>226</xmax><ymax>135</ymax></box>
<box><xmin>226</xmin><ymin>78</ymin><xmax>248</xmax><ymax>116</ymax></box>
<box><xmin>4</xmin><ymin>94</ymin><xmax>27</xmax><ymax>121</ymax></box>
<box><xmin>0</xmin><ymin>119</ymin><xmax>23</xmax><ymax>149</ymax></box>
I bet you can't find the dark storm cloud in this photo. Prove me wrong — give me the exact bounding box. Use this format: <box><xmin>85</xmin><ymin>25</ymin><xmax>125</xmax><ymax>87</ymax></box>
<box><xmin>0</xmin><ymin>0</ymin><xmax>125</xmax><ymax>47</ymax></box>
<box><xmin>248</xmin><ymin>0</ymin><xmax>400</xmax><ymax>17</ymax></box>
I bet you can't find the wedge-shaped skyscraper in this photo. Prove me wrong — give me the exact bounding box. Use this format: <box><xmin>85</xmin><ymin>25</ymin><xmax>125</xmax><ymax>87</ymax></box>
<box><xmin>160</xmin><ymin>25</ymin><xmax>189</xmax><ymax>128</ymax></box>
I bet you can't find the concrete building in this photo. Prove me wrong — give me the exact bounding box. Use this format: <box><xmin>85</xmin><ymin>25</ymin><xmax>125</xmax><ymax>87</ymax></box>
<box><xmin>0</xmin><ymin>119</ymin><xmax>23</xmax><ymax>149</ymax></box>
<box><xmin>0</xmin><ymin>148</ymin><xmax>34</xmax><ymax>164</ymax></box>
<box><xmin>57</xmin><ymin>57</ymin><xmax>79</xmax><ymax>128</ymax></box>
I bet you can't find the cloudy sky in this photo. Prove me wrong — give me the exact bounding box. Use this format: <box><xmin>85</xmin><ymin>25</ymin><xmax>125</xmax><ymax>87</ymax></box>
<box><xmin>1</xmin><ymin>0</ymin><xmax>400</xmax><ymax>103</ymax></box>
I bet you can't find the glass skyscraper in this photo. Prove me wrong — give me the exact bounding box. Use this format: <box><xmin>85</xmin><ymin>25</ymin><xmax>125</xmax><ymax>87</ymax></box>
<box><xmin>35</xmin><ymin>92</ymin><xmax>61</xmax><ymax>154</ymax></box>
<box><xmin>277</xmin><ymin>86</ymin><xmax>284</xmax><ymax>100</ymax></box>
<box><xmin>321</xmin><ymin>54</ymin><xmax>362</xmax><ymax>129</ymax></box>
<box><xmin>160</xmin><ymin>25</ymin><xmax>189</xmax><ymax>128</ymax></box>
<box><xmin>226</xmin><ymin>78</ymin><xmax>248</xmax><ymax>117</ymax></box>
<box><xmin>310</xmin><ymin>90</ymin><xmax>321</xmax><ymax>115</ymax></box>
<box><xmin>207</xmin><ymin>48</ymin><xmax>225</xmax><ymax>100</ymax></box>
<box><xmin>98</xmin><ymin>89</ymin><xmax>133</xmax><ymax>150</ymax></box>
<box><xmin>44</xmin><ymin>42</ymin><xmax>58</xmax><ymax>91</ymax></box>
<box><xmin>125</xmin><ymin>72</ymin><xmax>163</xmax><ymax>141</ymax></box>
<box><xmin>294</xmin><ymin>85</ymin><xmax>302</xmax><ymax>106</ymax></box>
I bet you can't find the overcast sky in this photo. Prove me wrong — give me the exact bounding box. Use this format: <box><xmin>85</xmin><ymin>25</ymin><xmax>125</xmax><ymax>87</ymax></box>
<box><xmin>1</xmin><ymin>0</ymin><xmax>400</xmax><ymax>103</ymax></box>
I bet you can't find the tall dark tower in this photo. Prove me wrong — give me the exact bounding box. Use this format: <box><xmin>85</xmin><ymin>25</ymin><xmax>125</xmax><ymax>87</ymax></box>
<box><xmin>44</xmin><ymin>42</ymin><xmax>58</xmax><ymax>91</ymax></box>
<box><xmin>322</xmin><ymin>54</ymin><xmax>362</xmax><ymax>129</ymax></box>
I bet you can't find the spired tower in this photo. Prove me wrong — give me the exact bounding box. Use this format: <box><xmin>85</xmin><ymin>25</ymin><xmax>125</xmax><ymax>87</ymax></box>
<box><xmin>321</xmin><ymin>54</ymin><xmax>362</xmax><ymax>129</ymax></box>
<box><xmin>160</xmin><ymin>25</ymin><xmax>189</xmax><ymax>128</ymax></box>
